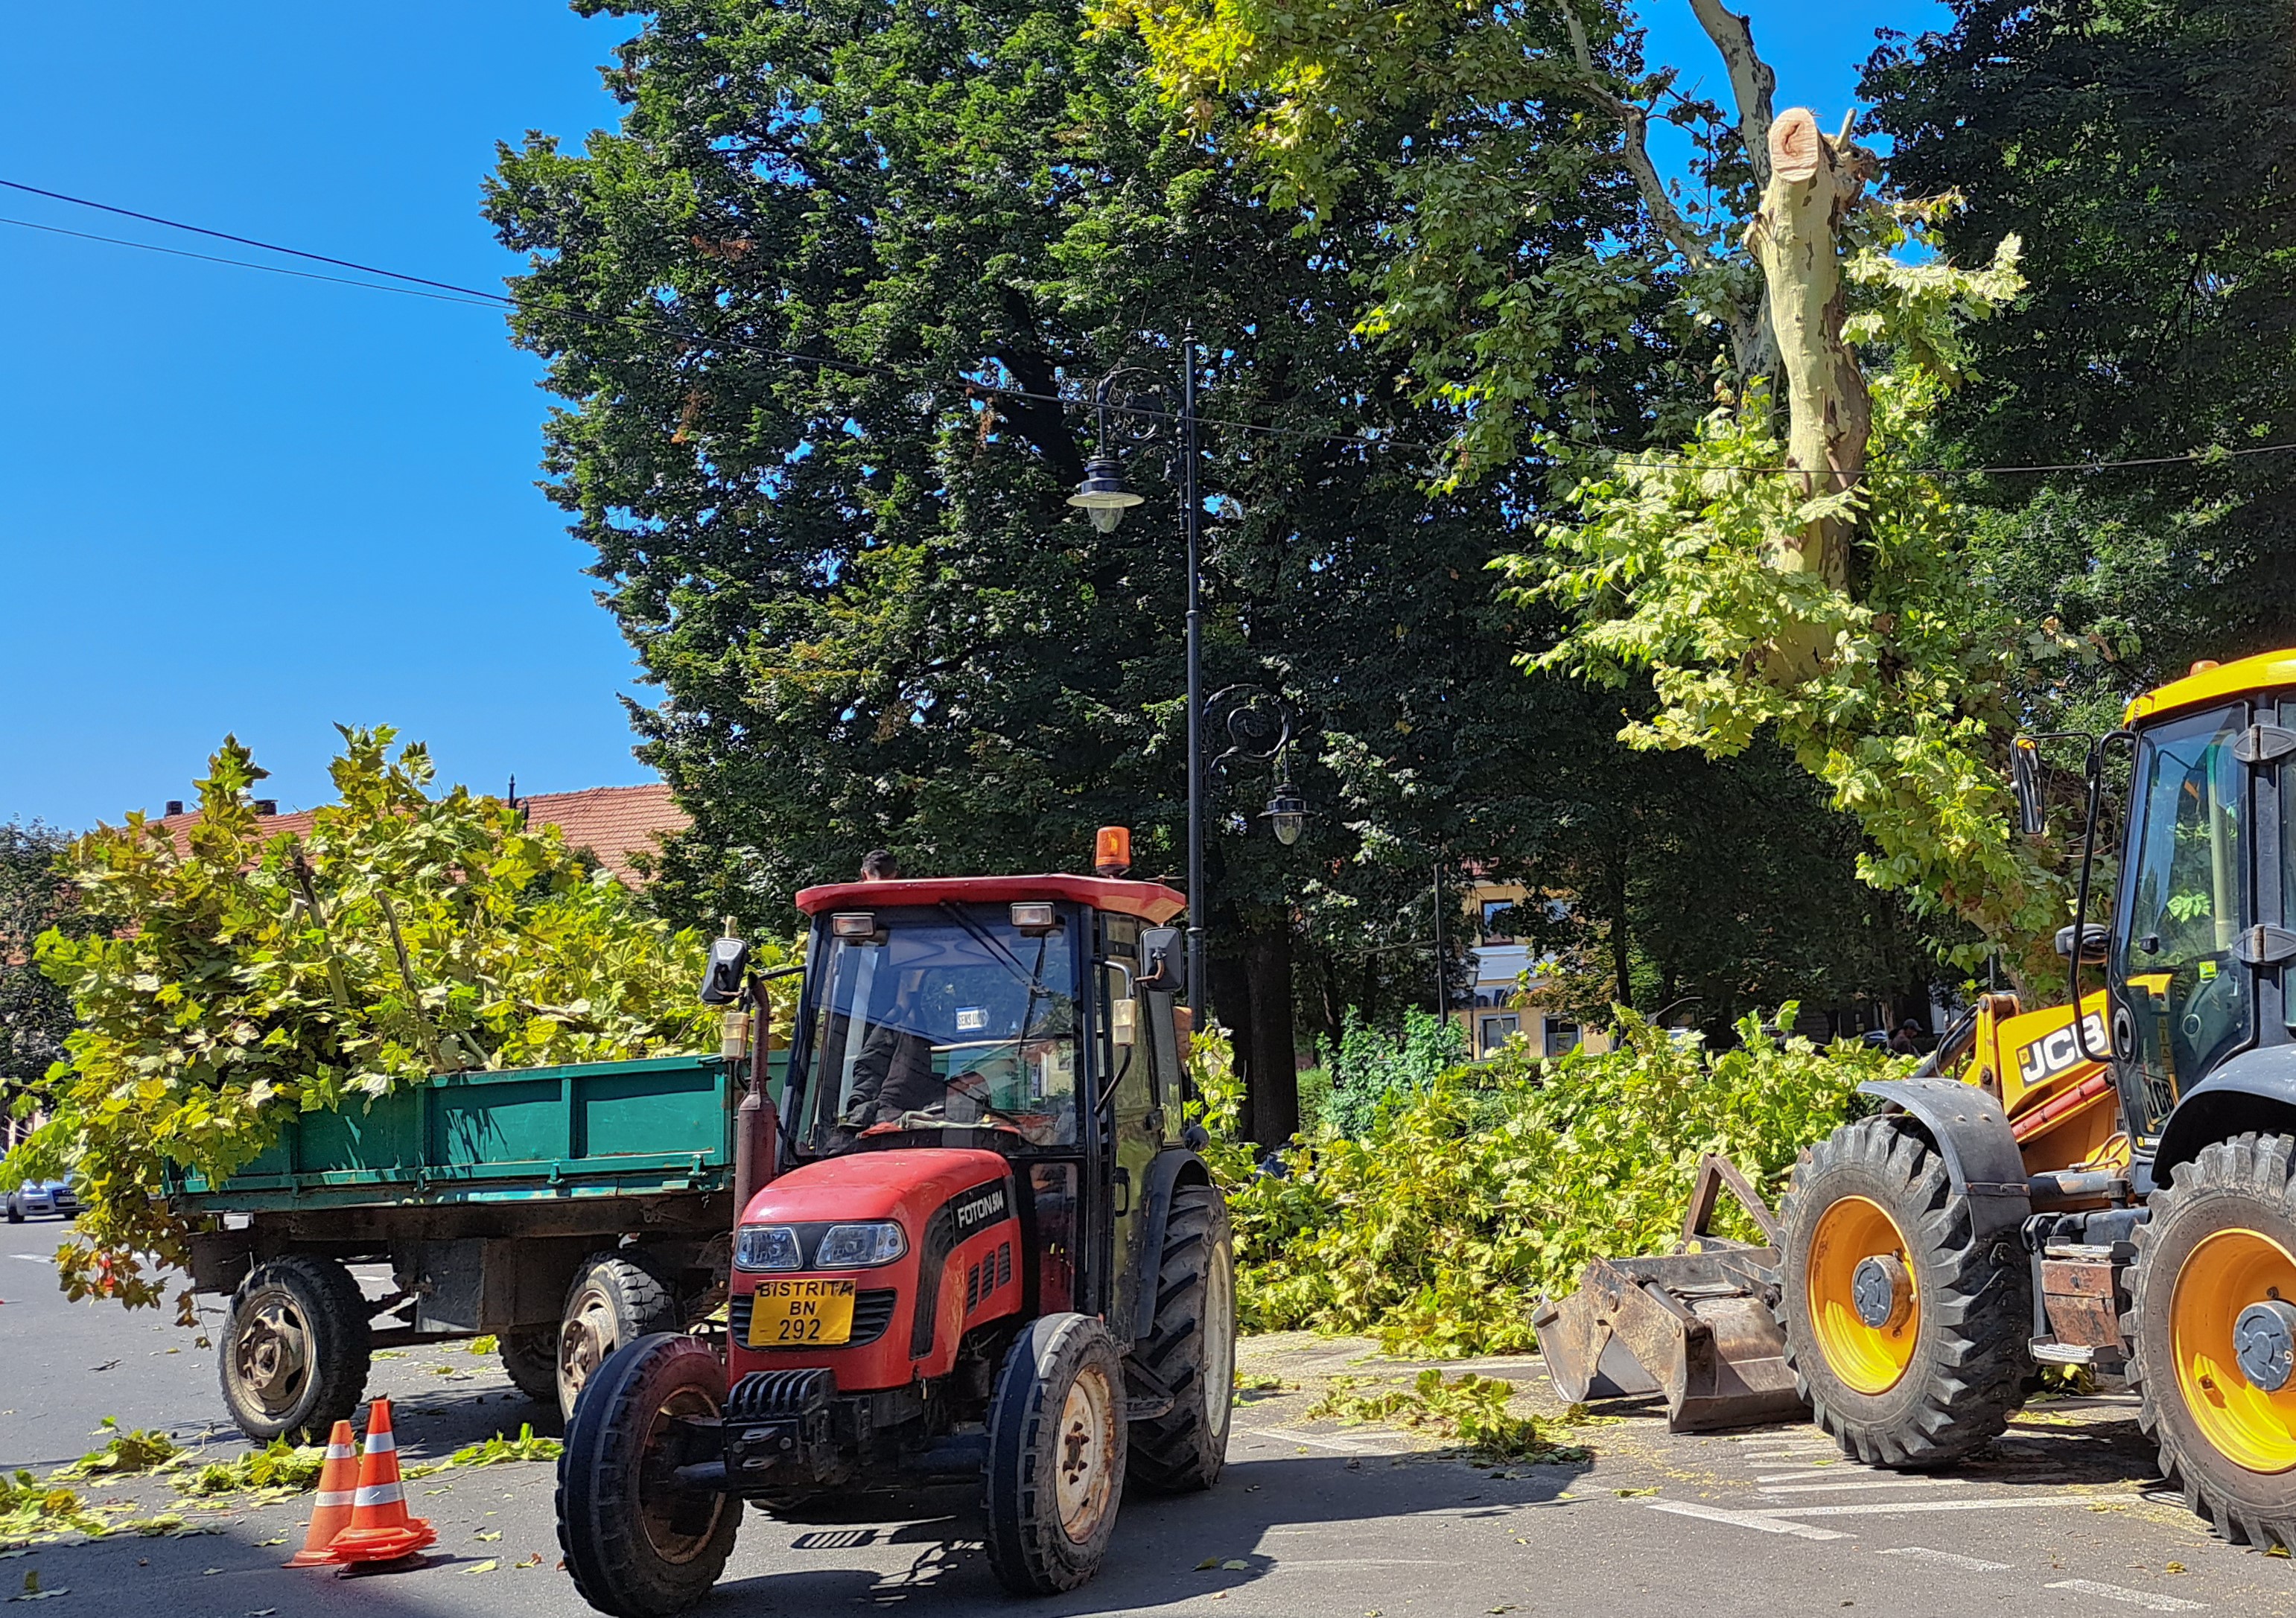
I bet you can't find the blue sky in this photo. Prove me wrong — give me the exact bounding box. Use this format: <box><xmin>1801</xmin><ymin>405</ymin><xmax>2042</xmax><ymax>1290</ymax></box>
<box><xmin>1</xmin><ymin>0</ymin><xmax>1947</xmax><ymax>832</ymax></box>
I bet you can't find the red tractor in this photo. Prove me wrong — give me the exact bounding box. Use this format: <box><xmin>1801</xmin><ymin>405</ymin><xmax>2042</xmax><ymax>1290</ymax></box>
<box><xmin>556</xmin><ymin>859</ymin><xmax>1237</xmax><ymax>1616</ymax></box>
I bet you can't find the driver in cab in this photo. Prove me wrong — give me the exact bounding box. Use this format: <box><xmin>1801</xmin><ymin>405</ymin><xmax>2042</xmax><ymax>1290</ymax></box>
<box><xmin>841</xmin><ymin>972</ymin><xmax>942</xmax><ymax>1129</ymax></box>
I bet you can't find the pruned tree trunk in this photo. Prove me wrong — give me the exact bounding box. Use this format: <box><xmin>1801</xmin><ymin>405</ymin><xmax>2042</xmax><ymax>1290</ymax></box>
<box><xmin>1745</xmin><ymin>108</ymin><xmax>1877</xmax><ymax>609</ymax></box>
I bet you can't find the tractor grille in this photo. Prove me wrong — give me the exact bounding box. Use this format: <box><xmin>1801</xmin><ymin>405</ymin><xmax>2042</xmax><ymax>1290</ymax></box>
<box><xmin>729</xmin><ymin>1287</ymin><xmax>897</xmax><ymax>1348</ymax></box>
<box><xmin>964</xmin><ymin>1242</ymin><xmax>1014</xmax><ymax>1316</ymax></box>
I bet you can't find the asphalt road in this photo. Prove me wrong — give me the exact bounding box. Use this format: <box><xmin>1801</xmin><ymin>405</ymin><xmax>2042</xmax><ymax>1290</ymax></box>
<box><xmin>7</xmin><ymin>1212</ymin><xmax>2296</xmax><ymax>1618</ymax></box>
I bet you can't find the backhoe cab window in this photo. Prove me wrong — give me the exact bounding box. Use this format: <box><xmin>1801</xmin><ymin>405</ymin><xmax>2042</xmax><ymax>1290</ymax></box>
<box><xmin>2114</xmin><ymin>704</ymin><xmax>2251</xmax><ymax>1126</ymax></box>
<box><xmin>795</xmin><ymin>907</ymin><xmax>1079</xmax><ymax>1153</ymax></box>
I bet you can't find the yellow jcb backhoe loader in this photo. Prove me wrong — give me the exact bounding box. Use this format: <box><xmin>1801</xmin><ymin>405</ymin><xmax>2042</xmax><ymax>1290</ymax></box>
<box><xmin>1539</xmin><ymin>647</ymin><xmax>2296</xmax><ymax>1551</ymax></box>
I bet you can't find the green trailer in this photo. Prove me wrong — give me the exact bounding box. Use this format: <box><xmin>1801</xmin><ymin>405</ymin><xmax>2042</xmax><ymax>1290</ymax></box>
<box><xmin>173</xmin><ymin>1048</ymin><xmax>783</xmax><ymax>1442</ymax></box>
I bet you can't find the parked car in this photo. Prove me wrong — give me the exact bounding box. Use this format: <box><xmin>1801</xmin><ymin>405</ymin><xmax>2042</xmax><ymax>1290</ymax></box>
<box><xmin>5</xmin><ymin>1174</ymin><xmax>77</xmax><ymax>1222</ymax></box>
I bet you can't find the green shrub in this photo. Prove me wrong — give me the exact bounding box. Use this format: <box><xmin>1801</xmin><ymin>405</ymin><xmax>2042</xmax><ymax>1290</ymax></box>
<box><xmin>1317</xmin><ymin>1007</ymin><xmax>1469</xmax><ymax>1138</ymax></box>
<box><xmin>1209</xmin><ymin>1006</ymin><xmax>1902</xmax><ymax>1357</ymax></box>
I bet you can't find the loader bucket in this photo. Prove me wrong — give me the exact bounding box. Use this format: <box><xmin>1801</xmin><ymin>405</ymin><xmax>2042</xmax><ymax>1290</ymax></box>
<box><xmin>1532</xmin><ymin>1155</ymin><xmax>1809</xmax><ymax>1433</ymax></box>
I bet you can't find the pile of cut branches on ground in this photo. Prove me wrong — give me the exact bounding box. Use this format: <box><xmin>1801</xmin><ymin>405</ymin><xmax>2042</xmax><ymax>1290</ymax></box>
<box><xmin>1193</xmin><ymin>1008</ymin><xmax>1902</xmax><ymax>1357</ymax></box>
<box><xmin>2</xmin><ymin>728</ymin><xmax>789</xmax><ymax>1312</ymax></box>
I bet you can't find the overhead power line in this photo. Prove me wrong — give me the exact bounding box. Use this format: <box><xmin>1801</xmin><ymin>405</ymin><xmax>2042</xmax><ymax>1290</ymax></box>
<box><xmin>6</xmin><ymin>174</ymin><xmax>2294</xmax><ymax>482</ymax></box>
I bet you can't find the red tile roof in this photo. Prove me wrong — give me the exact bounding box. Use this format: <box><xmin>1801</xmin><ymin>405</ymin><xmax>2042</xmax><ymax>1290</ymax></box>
<box><xmin>155</xmin><ymin>783</ymin><xmax>690</xmax><ymax>885</ymax></box>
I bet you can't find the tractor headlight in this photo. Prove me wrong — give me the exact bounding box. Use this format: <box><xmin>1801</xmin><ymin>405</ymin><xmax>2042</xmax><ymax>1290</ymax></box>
<box><xmin>814</xmin><ymin>1222</ymin><xmax>907</xmax><ymax>1269</ymax></box>
<box><xmin>734</xmin><ymin>1224</ymin><xmax>804</xmax><ymax>1271</ymax></box>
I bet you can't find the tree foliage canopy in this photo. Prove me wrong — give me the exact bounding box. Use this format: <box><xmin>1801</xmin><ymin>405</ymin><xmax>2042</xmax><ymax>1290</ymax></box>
<box><xmin>9</xmin><ymin>729</ymin><xmax>737</xmax><ymax>1308</ymax></box>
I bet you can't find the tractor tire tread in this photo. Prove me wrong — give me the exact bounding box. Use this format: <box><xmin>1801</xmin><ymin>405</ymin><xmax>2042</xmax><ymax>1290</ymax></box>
<box><xmin>1777</xmin><ymin>1116</ymin><xmax>2029</xmax><ymax>1468</ymax></box>
<box><xmin>983</xmin><ymin>1313</ymin><xmax>1126</xmax><ymax>1595</ymax></box>
<box><xmin>556</xmin><ymin>1332</ymin><xmax>737</xmax><ymax>1618</ymax></box>
<box><xmin>1126</xmin><ymin>1185</ymin><xmax>1235</xmax><ymax>1494</ymax></box>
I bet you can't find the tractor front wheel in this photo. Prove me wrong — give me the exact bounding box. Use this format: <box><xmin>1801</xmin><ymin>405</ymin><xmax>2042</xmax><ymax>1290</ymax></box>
<box><xmin>1777</xmin><ymin>1117</ymin><xmax>2030</xmax><ymax>1465</ymax></box>
<box><xmin>2128</xmin><ymin>1133</ymin><xmax>2296</xmax><ymax>1551</ymax></box>
<box><xmin>984</xmin><ymin>1313</ymin><xmax>1127</xmax><ymax>1595</ymax></box>
<box><xmin>556</xmin><ymin>1332</ymin><xmax>737</xmax><ymax>1618</ymax></box>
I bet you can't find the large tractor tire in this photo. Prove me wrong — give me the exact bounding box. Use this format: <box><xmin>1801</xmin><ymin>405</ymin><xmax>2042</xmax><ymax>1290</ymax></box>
<box><xmin>2128</xmin><ymin>1133</ymin><xmax>2296</xmax><ymax>1551</ymax></box>
<box><xmin>1127</xmin><ymin>1184</ymin><xmax>1236</xmax><ymax>1493</ymax></box>
<box><xmin>557</xmin><ymin>1332</ymin><xmax>738</xmax><ymax>1618</ymax></box>
<box><xmin>500</xmin><ymin>1330</ymin><xmax>562</xmax><ymax>1404</ymax></box>
<box><xmin>560</xmin><ymin>1252</ymin><xmax>681</xmax><ymax>1421</ymax></box>
<box><xmin>218</xmin><ymin>1255</ymin><xmax>372</xmax><ymax>1444</ymax></box>
<box><xmin>1775</xmin><ymin>1117</ymin><xmax>2030</xmax><ymax>1466</ymax></box>
<box><xmin>984</xmin><ymin>1313</ymin><xmax>1127</xmax><ymax>1596</ymax></box>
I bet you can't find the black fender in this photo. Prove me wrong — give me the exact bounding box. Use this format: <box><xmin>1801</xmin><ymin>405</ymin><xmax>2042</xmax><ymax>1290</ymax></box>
<box><xmin>2153</xmin><ymin>1045</ymin><xmax>2296</xmax><ymax>1186</ymax></box>
<box><xmin>1127</xmin><ymin>1147</ymin><xmax>1212</xmax><ymax>1345</ymax></box>
<box><xmin>1856</xmin><ymin>1077</ymin><xmax>2032</xmax><ymax>1240</ymax></box>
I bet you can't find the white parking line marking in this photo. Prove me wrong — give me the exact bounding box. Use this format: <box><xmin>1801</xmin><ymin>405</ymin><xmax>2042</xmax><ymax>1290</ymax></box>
<box><xmin>1779</xmin><ymin>1491</ymin><xmax>2144</xmax><ymax>1517</ymax></box>
<box><xmin>12</xmin><ymin>1255</ymin><xmax>51</xmax><ymax>1264</ymax></box>
<box><xmin>1879</xmin><ymin>1547</ymin><xmax>2012</xmax><ymax>1572</ymax></box>
<box><xmin>1641</xmin><ymin>1500</ymin><xmax>1851</xmax><ymax>1541</ymax></box>
<box><xmin>1268</xmin><ymin>1559</ymin><xmax>1453</xmax><ymax>1568</ymax></box>
<box><xmin>1236</xmin><ymin>1427</ymin><xmax>1391</xmax><ymax>1455</ymax></box>
<box><xmin>1756</xmin><ymin>1477</ymin><xmax>1966</xmax><ymax>1495</ymax></box>
<box><xmin>1755</xmin><ymin>1470</ymin><xmax>1877</xmax><ymax>1482</ymax></box>
<box><xmin>2044</xmin><ymin>1579</ymin><xmax>2207</xmax><ymax>1611</ymax></box>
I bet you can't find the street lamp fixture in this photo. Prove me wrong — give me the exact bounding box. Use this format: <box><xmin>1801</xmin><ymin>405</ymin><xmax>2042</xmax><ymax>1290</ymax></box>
<box><xmin>1262</xmin><ymin>772</ymin><xmax>1307</xmax><ymax>847</ymax></box>
<box><xmin>1066</xmin><ymin>455</ymin><xmax>1142</xmax><ymax>533</ymax></box>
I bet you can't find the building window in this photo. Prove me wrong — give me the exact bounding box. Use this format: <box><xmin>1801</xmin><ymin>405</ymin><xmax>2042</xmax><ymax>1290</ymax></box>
<box><xmin>1477</xmin><ymin>1013</ymin><xmax>1520</xmax><ymax>1055</ymax></box>
<box><xmin>1479</xmin><ymin>899</ymin><xmax>1519</xmax><ymax>939</ymax></box>
<box><xmin>1543</xmin><ymin>1019</ymin><xmax>1580</xmax><ymax>1057</ymax></box>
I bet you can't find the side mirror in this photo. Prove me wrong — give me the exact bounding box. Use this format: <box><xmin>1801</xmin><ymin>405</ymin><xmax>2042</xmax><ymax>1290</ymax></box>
<box><xmin>2010</xmin><ymin>738</ymin><xmax>2046</xmax><ymax>837</ymax></box>
<box><xmin>2055</xmin><ymin>923</ymin><xmax>2110</xmax><ymax>966</ymax></box>
<box><xmin>700</xmin><ymin>936</ymin><xmax>751</xmax><ymax>1005</ymax></box>
<box><xmin>1137</xmin><ymin>926</ymin><xmax>1185</xmax><ymax>996</ymax></box>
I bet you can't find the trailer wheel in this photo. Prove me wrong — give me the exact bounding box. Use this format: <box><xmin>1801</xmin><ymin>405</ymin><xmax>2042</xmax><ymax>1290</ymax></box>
<box><xmin>2128</xmin><ymin>1133</ymin><xmax>2296</xmax><ymax>1552</ymax></box>
<box><xmin>1776</xmin><ymin>1117</ymin><xmax>2029</xmax><ymax>1465</ymax></box>
<box><xmin>561</xmin><ymin>1252</ymin><xmax>680</xmax><ymax>1421</ymax></box>
<box><xmin>984</xmin><ymin>1312</ymin><xmax>1127</xmax><ymax>1595</ymax></box>
<box><xmin>218</xmin><ymin>1255</ymin><xmax>372</xmax><ymax>1444</ymax></box>
<box><xmin>556</xmin><ymin>1332</ymin><xmax>737</xmax><ymax>1618</ymax></box>
<box><xmin>499</xmin><ymin>1331</ymin><xmax>560</xmax><ymax>1404</ymax></box>
<box><xmin>1126</xmin><ymin>1183</ymin><xmax>1235</xmax><ymax>1492</ymax></box>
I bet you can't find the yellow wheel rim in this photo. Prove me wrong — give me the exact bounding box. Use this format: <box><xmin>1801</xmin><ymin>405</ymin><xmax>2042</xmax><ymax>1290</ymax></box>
<box><xmin>1806</xmin><ymin>1195</ymin><xmax>1921</xmax><ymax>1395</ymax></box>
<box><xmin>2171</xmin><ymin>1227</ymin><xmax>2296</xmax><ymax>1474</ymax></box>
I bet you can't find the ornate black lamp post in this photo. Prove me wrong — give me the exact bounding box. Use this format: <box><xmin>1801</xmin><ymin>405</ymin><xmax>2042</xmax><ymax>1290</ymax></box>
<box><xmin>1065</xmin><ymin>343</ymin><xmax>1302</xmax><ymax>1014</ymax></box>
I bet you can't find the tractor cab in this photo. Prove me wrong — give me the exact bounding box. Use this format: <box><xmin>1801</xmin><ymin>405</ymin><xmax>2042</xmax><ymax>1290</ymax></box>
<box><xmin>557</xmin><ymin>856</ymin><xmax>1236</xmax><ymax>1618</ymax></box>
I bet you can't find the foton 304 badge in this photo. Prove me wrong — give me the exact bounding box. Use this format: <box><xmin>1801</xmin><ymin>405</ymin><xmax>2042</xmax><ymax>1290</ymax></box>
<box><xmin>953</xmin><ymin>1182</ymin><xmax>1009</xmax><ymax>1232</ymax></box>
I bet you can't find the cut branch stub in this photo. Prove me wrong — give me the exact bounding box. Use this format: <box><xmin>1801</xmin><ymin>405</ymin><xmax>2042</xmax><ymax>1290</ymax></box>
<box><xmin>1768</xmin><ymin>107</ymin><xmax>1822</xmax><ymax>183</ymax></box>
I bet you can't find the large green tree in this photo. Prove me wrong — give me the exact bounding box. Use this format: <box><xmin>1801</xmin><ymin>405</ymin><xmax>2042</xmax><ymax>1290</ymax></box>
<box><xmin>1</xmin><ymin>821</ymin><xmax>89</xmax><ymax>1106</ymax></box>
<box><xmin>486</xmin><ymin>0</ymin><xmax>1699</xmax><ymax>1139</ymax></box>
<box><xmin>1863</xmin><ymin>0</ymin><xmax>2296</xmax><ymax>692</ymax></box>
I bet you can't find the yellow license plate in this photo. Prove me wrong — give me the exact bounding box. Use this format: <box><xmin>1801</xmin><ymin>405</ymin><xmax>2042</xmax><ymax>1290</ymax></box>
<box><xmin>748</xmin><ymin>1278</ymin><xmax>857</xmax><ymax>1348</ymax></box>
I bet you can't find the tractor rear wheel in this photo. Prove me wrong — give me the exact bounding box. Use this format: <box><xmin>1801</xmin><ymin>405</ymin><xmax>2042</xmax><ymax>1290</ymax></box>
<box><xmin>2128</xmin><ymin>1133</ymin><xmax>2296</xmax><ymax>1551</ymax></box>
<box><xmin>984</xmin><ymin>1313</ymin><xmax>1127</xmax><ymax>1595</ymax></box>
<box><xmin>556</xmin><ymin>1332</ymin><xmax>737</xmax><ymax>1618</ymax></box>
<box><xmin>1126</xmin><ymin>1183</ymin><xmax>1236</xmax><ymax>1493</ymax></box>
<box><xmin>1776</xmin><ymin>1117</ymin><xmax>2030</xmax><ymax>1465</ymax></box>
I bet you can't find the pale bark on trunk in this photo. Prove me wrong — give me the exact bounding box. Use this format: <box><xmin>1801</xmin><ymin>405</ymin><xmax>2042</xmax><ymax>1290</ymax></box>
<box><xmin>1744</xmin><ymin>107</ymin><xmax>1877</xmax><ymax>603</ymax></box>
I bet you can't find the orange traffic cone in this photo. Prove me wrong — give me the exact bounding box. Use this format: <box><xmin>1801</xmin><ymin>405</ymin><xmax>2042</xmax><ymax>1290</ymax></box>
<box><xmin>327</xmin><ymin>1398</ymin><xmax>436</xmax><ymax>1565</ymax></box>
<box><xmin>284</xmin><ymin>1420</ymin><xmax>360</xmax><ymax>1567</ymax></box>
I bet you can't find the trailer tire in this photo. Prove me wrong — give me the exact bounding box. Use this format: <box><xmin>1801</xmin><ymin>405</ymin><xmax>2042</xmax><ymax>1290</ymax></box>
<box><xmin>984</xmin><ymin>1313</ymin><xmax>1127</xmax><ymax>1595</ymax></box>
<box><xmin>218</xmin><ymin>1255</ymin><xmax>372</xmax><ymax>1444</ymax></box>
<box><xmin>2128</xmin><ymin>1132</ymin><xmax>2296</xmax><ymax>1552</ymax></box>
<box><xmin>1126</xmin><ymin>1183</ymin><xmax>1235</xmax><ymax>1493</ymax></box>
<box><xmin>556</xmin><ymin>1332</ymin><xmax>737</xmax><ymax>1618</ymax></box>
<box><xmin>500</xmin><ymin>1331</ymin><xmax>560</xmax><ymax>1404</ymax></box>
<box><xmin>561</xmin><ymin>1252</ymin><xmax>681</xmax><ymax>1421</ymax></box>
<box><xmin>1777</xmin><ymin>1117</ymin><xmax>2029</xmax><ymax>1466</ymax></box>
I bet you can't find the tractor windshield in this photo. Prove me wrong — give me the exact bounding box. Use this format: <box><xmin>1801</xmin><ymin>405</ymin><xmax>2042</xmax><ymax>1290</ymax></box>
<box><xmin>790</xmin><ymin>905</ymin><xmax>1080</xmax><ymax>1154</ymax></box>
